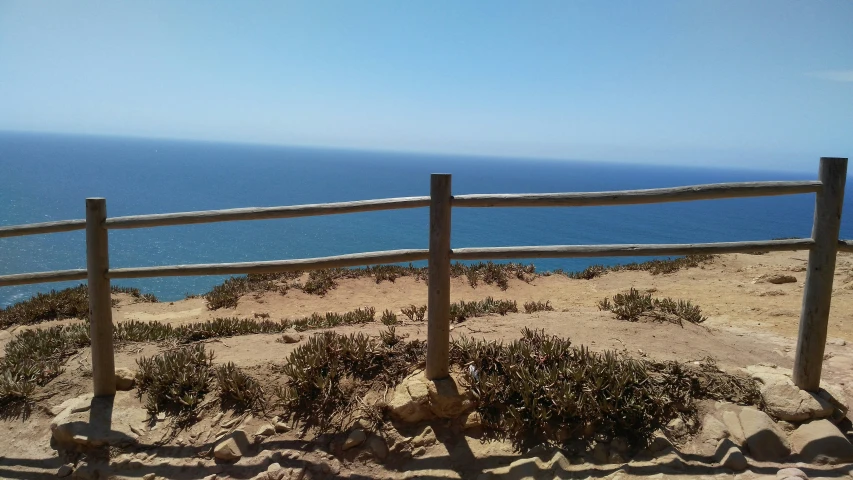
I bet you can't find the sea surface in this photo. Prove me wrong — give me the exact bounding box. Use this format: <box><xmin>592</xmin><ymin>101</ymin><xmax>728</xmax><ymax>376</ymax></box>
<box><xmin>1</xmin><ymin>132</ymin><xmax>851</xmax><ymax>307</ymax></box>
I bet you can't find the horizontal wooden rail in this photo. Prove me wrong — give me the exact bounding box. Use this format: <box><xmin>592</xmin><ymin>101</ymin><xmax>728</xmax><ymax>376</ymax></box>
<box><xmin>0</xmin><ymin>269</ymin><xmax>88</xmax><ymax>287</ymax></box>
<box><xmin>840</xmin><ymin>240</ymin><xmax>853</xmax><ymax>253</ymax></box>
<box><xmin>450</xmin><ymin>238</ymin><xmax>814</xmax><ymax>260</ymax></box>
<box><xmin>0</xmin><ymin>219</ymin><xmax>86</xmax><ymax>239</ymax></box>
<box><xmin>452</xmin><ymin>181</ymin><xmax>822</xmax><ymax>208</ymax></box>
<box><xmin>105</xmin><ymin>197</ymin><xmax>431</xmax><ymax>230</ymax></box>
<box><xmin>106</xmin><ymin>249</ymin><xmax>430</xmax><ymax>279</ymax></box>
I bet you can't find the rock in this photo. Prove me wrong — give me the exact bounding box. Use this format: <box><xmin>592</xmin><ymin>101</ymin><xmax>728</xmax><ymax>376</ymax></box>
<box><xmin>777</xmin><ymin>468</ymin><xmax>808</xmax><ymax>479</ymax></box>
<box><xmin>214</xmin><ymin>430</ymin><xmax>251</xmax><ymax>461</ymax></box>
<box><xmin>701</xmin><ymin>414</ymin><xmax>730</xmax><ymax>443</ymax></box>
<box><xmin>762</xmin><ymin>381</ymin><xmax>834</xmax><ymax>422</ymax></box>
<box><xmin>221</xmin><ymin>416</ymin><xmax>241</xmax><ymax>428</ymax></box>
<box><xmin>266</xmin><ymin>463</ymin><xmax>285</xmax><ymax>480</ymax></box>
<box><xmin>366</xmin><ymin>436</ymin><xmax>389</xmax><ymax>460</ymax></box>
<box><xmin>720</xmin><ymin>409</ymin><xmax>746</xmax><ymax>446</ymax></box>
<box><xmin>57</xmin><ymin>464</ymin><xmax>74</xmax><ymax>477</ymax></box>
<box><xmin>274</xmin><ymin>422</ymin><xmax>290</xmax><ymax>433</ymax></box>
<box><xmin>790</xmin><ymin>419</ymin><xmax>853</xmax><ymax>464</ymax></box>
<box><xmin>592</xmin><ymin>442</ymin><xmax>609</xmax><ymax>463</ymax></box>
<box><xmin>647</xmin><ymin>433</ymin><xmax>672</xmax><ymax>453</ymax></box>
<box><xmin>143</xmin><ymin>474</ymin><xmax>156</xmax><ymax>480</ymax></box>
<box><xmin>463</xmin><ymin>411</ymin><xmax>482</xmax><ymax>430</ymax></box>
<box><xmin>412</xmin><ymin>426</ymin><xmax>437</xmax><ymax>447</ymax></box>
<box><xmin>667</xmin><ymin>417</ymin><xmax>686</xmax><ymax>436</ymax></box>
<box><xmin>756</xmin><ymin>274</ymin><xmax>797</xmax><ymax>284</ymax></box>
<box><xmin>818</xmin><ymin>384</ymin><xmax>849</xmax><ymax>416</ymax></box>
<box><xmin>343</xmin><ymin>429</ymin><xmax>367</xmax><ymax>450</ymax></box>
<box><xmin>715</xmin><ymin>439</ymin><xmax>747</xmax><ymax>472</ymax></box>
<box><xmin>114</xmin><ymin>368</ymin><xmax>136</xmax><ymax>390</ymax></box>
<box><xmin>388</xmin><ymin>372</ymin><xmax>471</xmax><ymax>423</ymax></box>
<box><xmin>255</xmin><ymin>424</ymin><xmax>275</xmax><ymax>437</ymax></box>
<box><xmin>738</xmin><ymin>407</ymin><xmax>791</xmax><ymax>461</ymax></box>
<box><xmin>412</xmin><ymin>446</ymin><xmax>426</xmax><ymax>457</ymax></box>
<box><xmin>280</xmin><ymin>334</ymin><xmax>301</xmax><ymax>344</ymax></box>
<box><xmin>50</xmin><ymin>392</ymin><xmax>146</xmax><ymax>448</ymax></box>
<box><xmin>610</xmin><ymin>437</ymin><xmax>629</xmax><ymax>454</ymax></box>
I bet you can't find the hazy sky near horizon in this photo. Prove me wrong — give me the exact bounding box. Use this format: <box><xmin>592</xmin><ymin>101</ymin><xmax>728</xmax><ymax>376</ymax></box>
<box><xmin>1</xmin><ymin>1</ymin><xmax>851</xmax><ymax>170</ymax></box>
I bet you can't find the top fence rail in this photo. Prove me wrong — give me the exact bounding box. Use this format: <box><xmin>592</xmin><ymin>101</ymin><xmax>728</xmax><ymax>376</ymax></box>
<box><xmin>0</xmin><ymin>180</ymin><xmax>824</xmax><ymax>238</ymax></box>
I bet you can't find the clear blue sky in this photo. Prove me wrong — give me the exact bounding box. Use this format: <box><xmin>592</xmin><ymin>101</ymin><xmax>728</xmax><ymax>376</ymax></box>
<box><xmin>1</xmin><ymin>1</ymin><xmax>851</xmax><ymax>170</ymax></box>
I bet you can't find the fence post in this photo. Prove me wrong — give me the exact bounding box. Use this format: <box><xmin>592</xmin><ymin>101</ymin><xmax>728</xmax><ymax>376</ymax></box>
<box><xmin>426</xmin><ymin>174</ymin><xmax>452</xmax><ymax>380</ymax></box>
<box><xmin>793</xmin><ymin>157</ymin><xmax>847</xmax><ymax>391</ymax></box>
<box><xmin>86</xmin><ymin>198</ymin><xmax>116</xmax><ymax>397</ymax></box>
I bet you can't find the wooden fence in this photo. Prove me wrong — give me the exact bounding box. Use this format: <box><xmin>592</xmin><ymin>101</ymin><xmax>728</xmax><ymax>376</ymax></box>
<box><xmin>0</xmin><ymin>157</ymin><xmax>848</xmax><ymax>395</ymax></box>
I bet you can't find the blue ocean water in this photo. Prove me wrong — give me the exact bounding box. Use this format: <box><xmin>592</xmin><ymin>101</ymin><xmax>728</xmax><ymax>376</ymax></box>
<box><xmin>1</xmin><ymin>132</ymin><xmax>851</xmax><ymax>307</ymax></box>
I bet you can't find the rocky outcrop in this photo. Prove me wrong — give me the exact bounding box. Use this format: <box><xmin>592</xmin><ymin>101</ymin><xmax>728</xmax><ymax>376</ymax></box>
<box><xmin>50</xmin><ymin>392</ymin><xmax>147</xmax><ymax>449</ymax></box>
<box><xmin>790</xmin><ymin>419</ymin><xmax>853</xmax><ymax>464</ymax></box>
<box><xmin>213</xmin><ymin>430</ymin><xmax>251</xmax><ymax>461</ymax></box>
<box><xmin>388</xmin><ymin>371</ymin><xmax>472</xmax><ymax>423</ymax></box>
<box><xmin>746</xmin><ymin>365</ymin><xmax>836</xmax><ymax>422</ymax></box>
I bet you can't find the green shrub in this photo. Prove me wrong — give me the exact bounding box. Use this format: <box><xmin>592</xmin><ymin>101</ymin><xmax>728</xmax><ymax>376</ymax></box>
<box><xmin>135</xmin><ymin>344</ymin><xmax>214</xmax><ymax>417</ymax></box>
<box><xmin>276</xmin><ymin>328</ymin><xmax>425</xmax><ymax>430</ymax></box>
<box><xmin>214</xmin><ymin>362</ymin><xmax>265</xmax><ymax>412</ymax></box>
<box><xmin>598</xmin><ymin>288</ymin><xmax>707</xmax><ymax>326</ymax></box>
<box><xmin>449</xmin><ymin>297</ymin><xmax>518</xmax><ymax>322</ymax></box>
<box><xmin>290</xmin><ymin>307</ymin><xmax>375</xmax><ymax>332</ymax></box>
<box><xmin>567</xmin><ymin>255</ymin><xmax>716</xmax><ymax>280</ymax></box>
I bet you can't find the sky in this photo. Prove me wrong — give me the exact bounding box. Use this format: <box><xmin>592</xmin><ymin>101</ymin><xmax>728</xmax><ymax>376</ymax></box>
<box><xmin>0</xmin><ymin>1</ymin><xmax>851</xmax><ymax>170</ymax></box>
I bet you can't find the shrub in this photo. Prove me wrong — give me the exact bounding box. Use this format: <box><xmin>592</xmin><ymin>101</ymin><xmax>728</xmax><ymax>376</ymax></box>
<box><xmin>449</xmin><ymin>297</ymin><xmax>518</xmax><ymax>322</ymax></box>
<box><xmin>0</xmin><ymin>285</ymin><xmax>89</xmax><ymax>328</ymax></box>
<box><xmin>380</xmin><ymin>309</ymin><xmax>398</xmax><ymax>325</ymax></box>
<box><xmin>214</xmin><ymin>362</ymin><xmax>265</xmax><ymax>412</ymax></box>
<box><xmin>290</xmin><ymin>307</ymin><xmax>376</xmax><ymax>332</ymax></box>
<box><xmin>523</xmin><ymin>301</ymin><xmax>555</xmax><ymax>313</ymax></box>
<box><xmin>401</xmin><ymin>304</ymin><xmax>427</xmax><ymax>322</ymax></box>
<box><xmin>276</xmin><ymin>328</ymin><xmax>425</xmax><ymax>430</ymax></box>
<box><xmin>598</xmin><ymin>288</ymin><xmax>707</xmax><ymax>326</ymax></box>
<box><xmin>567</xmin><ymin>255</ymin><xmax>716</xmax><ymax>280</ymax></box>
<box><xmin>135</xmin><ymin>344</ymin><xmax>214</xmax><ymax>418</ymax></box>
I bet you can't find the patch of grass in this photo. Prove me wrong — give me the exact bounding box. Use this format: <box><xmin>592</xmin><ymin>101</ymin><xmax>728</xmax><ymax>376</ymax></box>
<box><xmin>290</xmin><ymin>307</ymin><xmax>376</xmax><ymax>332</ymax></box>
<box><xmin>523</xmin><ymin>301</ymin><xmax>555</xmax><ymax>313</ymax></box>
<box><xmin>0</xmin><ymin>284</ymin><xmax>159</xmax><ymax>329</ymax></box>
<box><xmin>452</xmin><ymin>328</ymin><xmax>757</xmax><ymax>450</ymax></box>
<box><xmin>214</xmin><ymin>362</ymin><xmax>266</xmax><ymax>412</ymax></box>
<box><xmin>276</xmin><ymin>327</ymin><xmax>425</xmax><ymax>431</ymax></box>
<box><xmin>450</xmin><ymin>297</ymin><xmax>518</xmax><ymax>322</ymax></box>
<box><xmin>566</xmin><ymin>255</ymin><xmax>716</xmax><ymax>280</ymax></box>
<box><xmin>135</xmin><ymin>344</ymin><xmax>214</xmax><ymax>418</ymax></box>
<box><xmin>598</xmin><ymin>288</ymin><xmax>707</xmax><ymax>326</ymax></box>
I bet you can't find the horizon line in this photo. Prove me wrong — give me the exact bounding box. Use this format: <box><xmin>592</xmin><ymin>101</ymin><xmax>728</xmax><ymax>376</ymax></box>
<box><xmin>0</xmin><ymin>128</ymin><xmax>832</xmax><ymax>176</ymax></box>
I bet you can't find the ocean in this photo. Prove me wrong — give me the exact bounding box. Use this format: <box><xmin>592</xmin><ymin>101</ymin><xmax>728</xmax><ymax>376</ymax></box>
<box><xmin>1</xmin><ymin>132</ymin><xmax>850</xmax><ymax>307</ymax></box>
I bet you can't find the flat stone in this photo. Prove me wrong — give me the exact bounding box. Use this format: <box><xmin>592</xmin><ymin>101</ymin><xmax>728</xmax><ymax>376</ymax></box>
<box><xmin>366</xmin><ymin>436</ymin><xmax>389</xmax><ymax>461</ymax></box>
<box><xmin>280</xmin><ymin>333</ymin><xmax>301</xmax><ymax>343</ymax></box>
<box><xmin>266</xmin><ymin>463</ymin><xmax>285</xmax><ymax>480</ymax></box>
<box><xmin>343</xmin><ymin>429</ymin><xmax>367</xmax><ymax>450</ymax></box>
<box><xmin>738</xmin><ymin>407</ymin><xmax>791</xmax><ymax>461</ymax></box>
<box><xmin>388</xmin><ymin>378</ymin><xmax>432</xmax><ymax>424</ymax></box>
<box><xmin>57</xmin><ymin>464</ymin><xmax>74</xmax><ymax>477</ymax></box>
<box><xmin>143</xmin><ymin>474</ymin><xmax>156</xmax><ymax>480</ymax></box>
<box><xmin>790</xmin><ymin>419</ymin><xmax>853</xmax><ymax>464</ymax></box>
<box><xmin>715</xmin><ymin>439</ymin><xmax>747</xmax><ymax>472</ymax></box>
<box><xmin>255</xmin><ymin>424</ymin><xmax>275</xmax><ymax>437</ymax></box>
<box><xmin>412</xmin><ymin>426</ymin><xmax>437</xmax><ymax>447</ymax></box>
<box><xmin>463</xmin><ymin>411</ymin><xmax>482</xmax><ymax>430</ymax></box>
<box><xmin>214</xmin><ymin>430</ymin><xmax>251</xmax><ymax>461</ymax></box>
<box><xmin>221</xmin><ymin>416</ymin><xmax>241</xmax><ymax>428</ymax></box>
<box><xmin>50</xmin><ymin>392</ymin><xmax>146</xmax><ymax>448</ymax></box>
<box><xmin>776</xmin><ymin>468</ymin><xmax>808</xmax><ymax>479</ymax></box>
<box><xmin>274</xmin><ymin>421</ymin><xmax>290</xmax><ymax>433</ymax></box>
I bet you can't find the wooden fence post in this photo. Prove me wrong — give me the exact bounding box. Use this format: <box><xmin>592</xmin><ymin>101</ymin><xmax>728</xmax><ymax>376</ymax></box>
<box><xmin>793</xmin><ymin>157</ymin><xmax>847</xmax><ymax>391</ymax></box>
<box><xmin>426</xmin><ymin>174</ymin><xmax>452</xmax><ymax>380</ymax></box>
<box><xmin>86</xmin><ymin>198</ymin><xmax>116</xmax><ymax>397</ymax></box>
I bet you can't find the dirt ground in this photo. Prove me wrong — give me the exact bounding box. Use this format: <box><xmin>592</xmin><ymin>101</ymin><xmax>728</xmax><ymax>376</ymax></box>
<box><xmin>1</xmin><ymin>251</ymin><xmax>852</xmax><ymax>479</ymax></box>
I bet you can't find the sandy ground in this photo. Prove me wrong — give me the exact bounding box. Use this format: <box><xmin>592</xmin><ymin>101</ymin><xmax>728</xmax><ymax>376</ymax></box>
<box><xmin>1</xmin><ymin>251</ymin><xmax>853</xmax><ymax>479</ymax></box>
